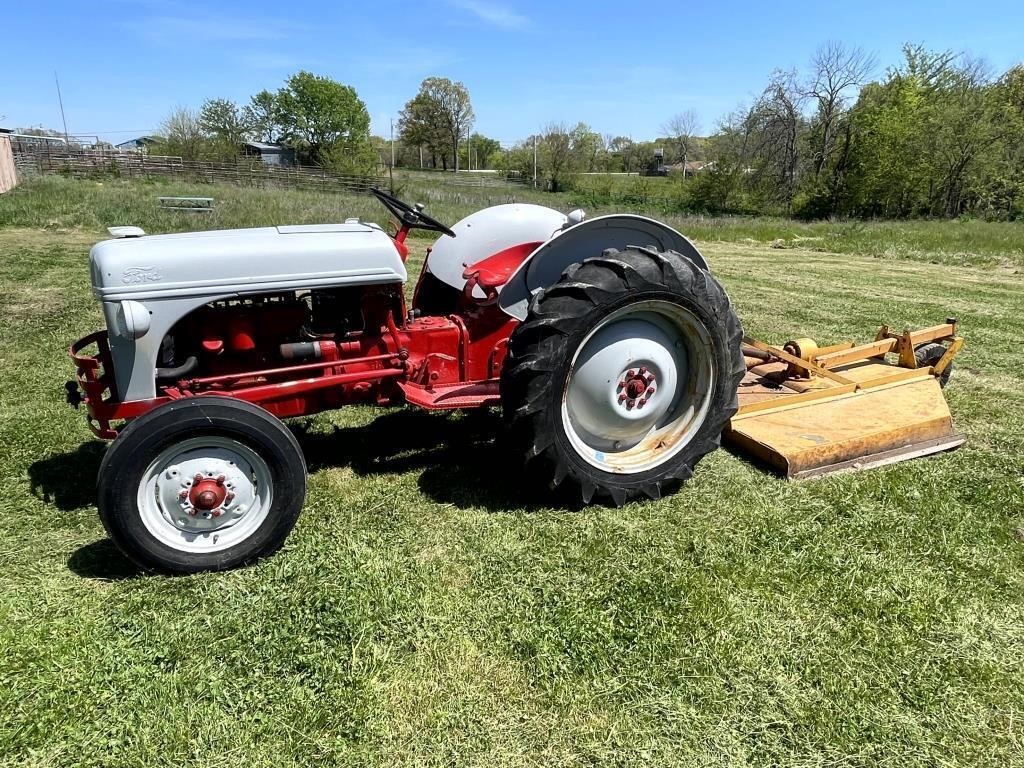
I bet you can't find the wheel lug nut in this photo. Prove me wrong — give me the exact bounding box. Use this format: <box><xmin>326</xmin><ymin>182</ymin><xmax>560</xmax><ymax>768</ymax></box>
<box><xmin>618</xmin><ymin>393</ymin><xmax>627</xmax><ymax>403</ymax></box>
<box><xmin>638</xmin><ymin>366</ymin><xmax>647</xmax><ymax>375</ymax></box>
<box><xmin>647</xmin><ymin>386</ymin><xmax>655</xmax><ymax>395</ymax></box>
<box><xmin>626</xmin><ymin>399</ymin><xmax>635</xmax><ymax>409</ymax></box>
<box><xmin>627</xmin><ymin>369</ymin><xmax>635</xmax><ymax>377</ymax></box>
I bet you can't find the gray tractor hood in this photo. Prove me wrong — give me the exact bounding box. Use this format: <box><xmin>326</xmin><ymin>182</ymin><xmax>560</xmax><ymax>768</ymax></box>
<box><xmin>90</xmin><ymin>222</ymin><xmax>407</xmax><ymax>301</ymax></box>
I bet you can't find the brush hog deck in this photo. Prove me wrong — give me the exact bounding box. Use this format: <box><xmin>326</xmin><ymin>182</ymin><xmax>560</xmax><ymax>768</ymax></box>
<box><xmin>725</xmin><ymin>321</ymin><xmax>965</xmax><ymax>478</ymax></box>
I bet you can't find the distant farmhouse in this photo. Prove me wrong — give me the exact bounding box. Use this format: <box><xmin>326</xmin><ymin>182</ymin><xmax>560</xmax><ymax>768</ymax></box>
<box><xmin>115</xmin><ymin>136</ymin><xmax>160</xmax><ymax>151</ymax></box>
<box><xmin>243</xmin><ymin>141</ymin><xmax>295</xmax><ymax>166</ymax></box>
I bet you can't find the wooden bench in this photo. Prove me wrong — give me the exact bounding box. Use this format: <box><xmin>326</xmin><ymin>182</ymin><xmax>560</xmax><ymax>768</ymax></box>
<box><xmin>159</xmin><ymin>196</ymin><xmax>214</xmax><ymax>212</ymax></box>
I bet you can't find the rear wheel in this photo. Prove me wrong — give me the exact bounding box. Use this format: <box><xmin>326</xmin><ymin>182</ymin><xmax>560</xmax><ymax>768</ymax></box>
<box><xmin>97</xmin><ymin>397</ymin><xmax>307</xmax><ymax>573</ymax></box>
<box><xmin>501</xmin><ymin>246</ymin><xmax>745</xmax><ymax>505</ymax></box>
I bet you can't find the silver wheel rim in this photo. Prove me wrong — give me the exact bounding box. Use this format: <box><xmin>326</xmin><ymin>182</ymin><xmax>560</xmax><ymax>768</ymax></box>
<box><xmin>137</xmin><ymin>436</ymin><xmax>274</xmax><ymax>554</ymax></box>
<box><xmin>560</xmin><ymin>300</ymin><xmax>716</xmax><ymax>474</ymax></box>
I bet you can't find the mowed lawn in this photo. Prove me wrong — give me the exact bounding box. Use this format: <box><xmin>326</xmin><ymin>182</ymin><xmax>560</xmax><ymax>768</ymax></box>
<box><xmin>1</xmin><ymin>177</ymin><xmax>1023</xmax><ymax>766</ymax></box>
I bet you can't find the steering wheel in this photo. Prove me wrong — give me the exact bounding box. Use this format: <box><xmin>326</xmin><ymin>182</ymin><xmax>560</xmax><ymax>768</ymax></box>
<box><xmin>370</xmin><ymin>188</ymin><xmax>456</xmax><ymax>239</ymax></box>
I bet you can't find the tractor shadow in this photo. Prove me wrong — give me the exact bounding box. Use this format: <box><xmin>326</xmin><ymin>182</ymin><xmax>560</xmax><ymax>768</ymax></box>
<box><xmin>27</xmin><ymin>409</ymin><xmax>562</xmax><ymax>582</ymax></box>
<box><xmin>28</xmin><ymin>440</ymin><xmax>105</xmax><ymax>512</ymax></box>
<box><xmin>67</xmin><ymin>539</ymin><xmax>143</xmax><ymax>580</ymax></box>
<box><xmin>28</xmin><ymin>444</ymin><xmax>143</xmax><ymax>579</ymax></box>
<box><xmin>295</xmin><ymin>408</ymin><xmax>562</xmax><ymax>512</ymax></box>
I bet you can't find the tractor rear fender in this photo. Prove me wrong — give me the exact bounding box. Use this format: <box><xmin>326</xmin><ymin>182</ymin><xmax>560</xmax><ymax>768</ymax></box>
<box><xmin>497</xmin><ymin>214</ymin><xmax>709</xmax><ymax>320</ymax></box>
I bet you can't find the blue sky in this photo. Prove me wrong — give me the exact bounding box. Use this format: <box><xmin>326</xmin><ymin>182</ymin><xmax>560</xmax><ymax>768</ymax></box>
<box><xmin>2</xmin><ymin>0</ymin><xmax>1022</xmax><ymax>145</ymax></box>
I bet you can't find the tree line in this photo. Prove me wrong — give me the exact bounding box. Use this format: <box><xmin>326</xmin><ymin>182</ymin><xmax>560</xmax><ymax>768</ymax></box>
<box><xmin>700</xmin><ymin>43</ymin><xmax>1024</xmax><ymax>219</ymax></box>
<box><xmin>495</xmin><ymin>43</ymin><xmax>1024</xmax><ymax>220</ymax></box>
<box><xmin>40</xmin><ymin>40</ymin><xmax>1024</xmax><ymax>220</ymax></box>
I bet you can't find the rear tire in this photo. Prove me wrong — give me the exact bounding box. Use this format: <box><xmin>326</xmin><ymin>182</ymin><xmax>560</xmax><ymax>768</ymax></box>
<box><xmin>501</xmin><ymin>246</ymin><xmax>744</xmax><ymax>506</ymax></box>
<box><xmin>97</xmin><ymin>397</ymin><xmax>307</xmax><ymax>574</ymax></box>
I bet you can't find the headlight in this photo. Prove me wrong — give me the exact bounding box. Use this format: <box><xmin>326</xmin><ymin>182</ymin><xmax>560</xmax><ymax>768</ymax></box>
<box><xmin>115</xmin><ymin>300</ymin><xmax>151</xmax><ymax>340</ymax></box>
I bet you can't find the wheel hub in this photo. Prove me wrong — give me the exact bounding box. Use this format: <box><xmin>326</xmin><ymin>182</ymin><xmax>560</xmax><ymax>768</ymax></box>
<box><xmin>618</xmin><ymin>367</ymin><xmax>657</xmax><ymax>410</ymax></box>
<box><xmin>150</xmin><ymin>446</ymin><xmax>264</xmax><ymax>536</ymax></box>
<box><xmin>184</xmin><ymin>473</ymin><xmax>233</xmax><ymax>516</ymax></box>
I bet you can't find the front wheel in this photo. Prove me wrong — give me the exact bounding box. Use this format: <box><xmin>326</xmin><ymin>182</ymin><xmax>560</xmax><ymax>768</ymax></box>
<box><xmin>501</xmin><ymin>246</ymin><xmax>745</xmax><ymax>506</ymax></box>
<box><xmin>97</xmin><ymin>397</ymin><xmax>307</xmax><ymax>573</ymax></box>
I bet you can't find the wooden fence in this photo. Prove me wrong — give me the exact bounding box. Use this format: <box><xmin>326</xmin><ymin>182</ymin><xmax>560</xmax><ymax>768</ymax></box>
<box><xmin>9</xmin><ymin>143</ymin><xmax>537</xmax><ymax>201</ymax></box>
<box><xmin>11</xmin><ymin>143</ymin><xmax>382</xmax><ymax>195</ymax></box>
<box><xmin>0</xmin><ymin>137</ymin><xmax>16</xmax><ymax>194</ymax></box>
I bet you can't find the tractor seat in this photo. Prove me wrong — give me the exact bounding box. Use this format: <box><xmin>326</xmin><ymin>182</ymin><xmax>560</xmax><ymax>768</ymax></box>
<box><xmin>462</xmin><ymin>241</ymin><xmax>541</xmax><ymax>304</ymax></box>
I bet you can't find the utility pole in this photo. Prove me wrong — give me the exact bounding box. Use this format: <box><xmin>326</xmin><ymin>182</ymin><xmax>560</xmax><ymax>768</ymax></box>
<box><xmin>533</xmin><ymin>135</ymin><xmax>538</xmax><ymax>188</ymax></box>
<box><xmin>54</xmin><ymin>71</ymin><xmax>70</xmax><ymax>145</ymax></box>
<box><xmin>389</xmin><ymin>118</ymin><xmax>395</xmax><ymax>168</ymax></box>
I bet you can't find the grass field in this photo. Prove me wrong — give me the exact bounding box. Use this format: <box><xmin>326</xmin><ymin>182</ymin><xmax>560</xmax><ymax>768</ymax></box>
<box><xmin>1</xmin><ymin>176</ymin><xmax>1023</xmax><ymax>766</ymax></box>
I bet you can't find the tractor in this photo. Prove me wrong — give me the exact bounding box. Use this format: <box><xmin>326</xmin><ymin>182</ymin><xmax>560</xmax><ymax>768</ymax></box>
<box><xmin>67</xmin><ymin>189</ymin><xmax>964</xmax><ymax>573</ymax></box>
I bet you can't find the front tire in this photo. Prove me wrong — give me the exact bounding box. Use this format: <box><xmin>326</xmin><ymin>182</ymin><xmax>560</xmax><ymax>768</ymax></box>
<box><xmin>97</xmin><ymin>397</ymin><xmax>307</xmax><ymax>574</ymax></box>
<box><xmin>501</xmin><ymin>246</ymin><xmax>744</xmax><ymax>506</ymax></box>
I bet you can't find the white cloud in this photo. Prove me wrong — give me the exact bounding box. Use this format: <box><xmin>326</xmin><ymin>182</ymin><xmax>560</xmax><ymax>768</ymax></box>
<box><xmin>449</xmin><ymin>0</ymin><xmax>529</xmax><ymax>29</ymax></box>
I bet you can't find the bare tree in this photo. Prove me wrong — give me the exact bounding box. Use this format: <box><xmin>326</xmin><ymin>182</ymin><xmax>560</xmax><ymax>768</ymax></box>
<box><xmin>805</xmin><ymin>42</ymin><xmax>876</xmax><ymax>177</ymax></box>
<box><xmin>662</xmin><ymin>109</ymin><xmax>700</xmax><ymax>172</ymax></box>
<box><xmin>749</xmin><ymin>70</ymin><xmax>807</xmax><ymax>210</ymax></box>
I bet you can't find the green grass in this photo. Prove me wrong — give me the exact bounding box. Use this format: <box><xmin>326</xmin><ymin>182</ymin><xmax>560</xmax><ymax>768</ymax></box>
<box><xmin>4</xmin><ymin>174</ymin><xmax>1022</xmax><ymax>270</ymax></box>
<box><xmin>1</xmin><ymin>177</ymin><xmax>1023</xmax><ymax>766</ymax></box>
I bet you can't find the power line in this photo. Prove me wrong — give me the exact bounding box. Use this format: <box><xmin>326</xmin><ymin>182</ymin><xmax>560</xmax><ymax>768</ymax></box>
<box><xmin>73</xmin><ymin>129</ymin><xmax>160</xmax><ymax>135</ymax></box>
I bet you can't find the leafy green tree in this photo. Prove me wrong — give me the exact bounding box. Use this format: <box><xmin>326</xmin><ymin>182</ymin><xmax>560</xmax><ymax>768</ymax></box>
<box><xmin>398</xmin><ymin>91</ymin><xmax>450</xmax><ymax>169</ymax></box>
<box><xmin>275</xmin><ymin>71</ymin><xmax>373</xmax><ymax>170</ymax></box>
<box><xmin>244</xmin><ymin>90</ymin><xmax>281</xmax><ymax>144</ymax></box>
<box><xmin>198</xmin><ymin>98</ymin><xmax>248</xmax><ymax>159</ymax></box>
<box><xmin>533</xmin><ymin>122</ymin><xmax>604</xmax><ymax>191</ymax></box>
<box><xmin>398</xmin><ymin>77</ymin><xmax>474</xmax><ymax>171</ymax></box>
<box><xmin>983</xmin><ymin>65</ymin><xmax>1024</xmax><ymax>217</ymax></box>
<box><xmin>842</xmin><ymin>46</ymin><xmax>1004</xmax><ymax>217</ymax></box>
<box><xmin>461</xmin><ymin>133</ymin><xmax>501</xmax><ymax>169</ymax></box>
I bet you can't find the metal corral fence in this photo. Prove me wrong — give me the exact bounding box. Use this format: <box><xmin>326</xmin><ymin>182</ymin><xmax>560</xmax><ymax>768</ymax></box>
<box><xmin>11</xmin><ymin>142</ymin><xmax>382</xmax><ymax>195</ymax></box>
<box><xmin>9</xmin><ymin>142</ymin><xmax>538</xmax><ymax>202</ymax></box>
